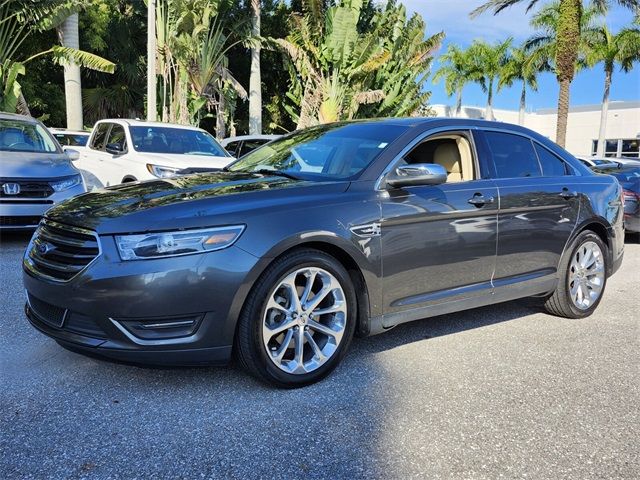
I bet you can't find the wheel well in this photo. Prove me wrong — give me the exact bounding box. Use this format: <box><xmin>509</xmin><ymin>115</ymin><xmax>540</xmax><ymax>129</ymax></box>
<box><xmin>276</xmin><ymin>242</ymin><xmax>371</xmax><ymax>337</ymax></box>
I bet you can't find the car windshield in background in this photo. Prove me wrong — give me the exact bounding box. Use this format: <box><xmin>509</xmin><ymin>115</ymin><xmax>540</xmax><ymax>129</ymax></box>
<box><xmin>129</xmin><ymin>126</ymin><xmax>228</xmax><ymax>157</ymax></box>
<box><xmin>227</xmin><ymin>122</ymin><xmax>408</xmax><ymax>180</ymax></box>
<box><xmin>53</xmin><ymin>133</ymin><xmax>89</xmax><ymax>147</ymax></box>
<box><xmin>0</xmin><ymin>120</ymin><xmax>58</xmax><ymax>153</ymax></box>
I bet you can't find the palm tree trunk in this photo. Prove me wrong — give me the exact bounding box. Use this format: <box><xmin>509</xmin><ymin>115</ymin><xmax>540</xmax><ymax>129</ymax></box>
<box><xmin>147</xmin><ymin>0</ymin><xmax>157</xmax><ymax>121</ymax></box>
<box><xmin>455</xmin><ymin>88</ymin><xmax>462</xmax><ymax>117</ymax></box>
<box><xmin>485</xmin><ymin>80</ymin><xmax>493</xmax><ymax>120</ymax></box>
<box><xmin>58</xmin><ymin>14</ymin><xmax>83</xmax><ymax>130</ymax></box>
<box><xmin>518</xmin><ymin>82</ymin><xmax>526</xmax><ymax>126</ymax></box>
<box><xmin>216</xmin><ymin>88</ymin><xmax>226</xmax><ymax>139</ymax></box>
<box><xmin>556</xmin><ymin>77</ymin><xmax>571</xmax><ymax>148</ymax></box>
<box><xmin>248</xmin><ymin>0</ymin><xmax>262</xmax><ymax>135</ymax></box>
<box><xmin>596</xmin><ymin>66</ymin><xmax>612</xmax><ymax>157</ymax></box>
<box><xmin>554</xmin><ymin>0</ymin><xmax>581</xmax><ymax>148</ymax></box>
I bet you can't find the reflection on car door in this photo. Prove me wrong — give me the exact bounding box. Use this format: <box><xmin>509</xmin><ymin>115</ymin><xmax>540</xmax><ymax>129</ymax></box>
<box><xmin>474</xmin><ymin>130</ymin><xmax>579</xmax><ymax>292</ymax></box>
<box><xmin>380</xmin><ymin>130</ymin><xmax>499</xmax><ymax>324</ymax></box>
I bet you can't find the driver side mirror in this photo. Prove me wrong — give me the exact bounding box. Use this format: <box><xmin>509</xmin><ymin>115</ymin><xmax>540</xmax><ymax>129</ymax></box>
<box><xmin>385</xmin><ymin>163</ymin><xmax>447</xmax><ymax>188</ymax></box>
<box><xmin>64</xmin><ymin>148</ymin><xmax>80</xmax><ymax>161</ymax></box>
<box><xmin>106</xmin><ymin>143</ymin><xmax>124</xmax><ymax>155</ymax></box>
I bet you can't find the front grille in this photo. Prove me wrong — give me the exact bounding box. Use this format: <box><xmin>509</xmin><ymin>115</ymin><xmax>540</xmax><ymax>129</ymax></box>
<box><xmin>1</xmin><ymin>216</ymin><xmax>42</xmax><ymax>227</ymax></box>
<box><xmin>0</xmin><ymin>180</ymin><xmax>54</xmax><ymax>198</ymax></box>
<box><xmin>27</xmin><ymin>293</ymin><xmax>67</xmax><ymax>328</ymax></box>
<box><xmin>26</xmin><ymin>219</ymin><xmax>100</xmax><ymax>281</ymax></box>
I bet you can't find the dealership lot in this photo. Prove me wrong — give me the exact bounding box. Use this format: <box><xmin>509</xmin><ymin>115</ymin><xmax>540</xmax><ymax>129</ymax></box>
<box><xmin>1</xmin><ymin>232</ymin><xmax>638</xmax><ymax>479</ymax></box>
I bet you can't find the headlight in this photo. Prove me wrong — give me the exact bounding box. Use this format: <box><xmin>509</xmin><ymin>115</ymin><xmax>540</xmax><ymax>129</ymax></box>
<box><xmin>147</xmin><ymin>163</ymin><xmax>180</xmax><ymax>178</ymax></box>
<box><xmin>115</xmin><ymin>225</ymin><xmax>245</xmax><ymax>261</ymax></box>
<box><xmin>50</xmin><ymin>174</ymin><xmax>82</xmax><ymax>192</ymax></box>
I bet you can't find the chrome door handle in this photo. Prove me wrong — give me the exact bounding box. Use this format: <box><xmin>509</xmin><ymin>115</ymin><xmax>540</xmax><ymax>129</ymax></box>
<box><xmin>468</xmin><ymin>194</ymin><xmax>494</xmax><ymax>207</ymax></box>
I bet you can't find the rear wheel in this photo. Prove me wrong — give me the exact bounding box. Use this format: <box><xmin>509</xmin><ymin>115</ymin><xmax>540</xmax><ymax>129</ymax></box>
<box><xmin>236</xmin><ymin>249</ymin><xmax>356</xmax><ymax>388</ymax></box>
<box><xmin>544</xmin><ymin>230</ymin><xmax>608</xmax><ymax>318</ymax></box>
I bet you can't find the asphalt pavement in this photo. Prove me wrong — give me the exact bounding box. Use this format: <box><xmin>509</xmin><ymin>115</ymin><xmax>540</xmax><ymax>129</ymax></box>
<box><xmin>1</xmin><ymin>231</ymin><xmax>638</xmax><ymax>479</ymax></box>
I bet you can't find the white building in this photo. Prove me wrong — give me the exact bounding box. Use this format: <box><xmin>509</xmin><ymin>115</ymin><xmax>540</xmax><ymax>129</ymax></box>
<box><xmin>432</xmin><ymin>100</ymin><xmax>640</xmax><ymax>158</ymax></box>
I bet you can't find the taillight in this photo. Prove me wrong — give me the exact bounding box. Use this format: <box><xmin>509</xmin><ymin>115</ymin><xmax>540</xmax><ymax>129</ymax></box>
<box><xmin>623</xmin><ymin>189</ymin><xmax>639</xmax><ymax>202</ymax></box>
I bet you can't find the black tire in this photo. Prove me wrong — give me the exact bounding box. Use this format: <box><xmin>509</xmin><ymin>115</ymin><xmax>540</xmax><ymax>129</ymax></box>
<box><xmin>544</xmin><ymin>230</ymin><xmax>608</xmax><ymax>319</ymax></box>
<box><xmin>235</xmin><ymin>249</ymin><xmax>357</xmax><ymax>388</ymax></box>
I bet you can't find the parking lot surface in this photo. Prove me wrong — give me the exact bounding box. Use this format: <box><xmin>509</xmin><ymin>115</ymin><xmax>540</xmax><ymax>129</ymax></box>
<box><xmin>1</xmin><ymin>232</ymin><xmax>639</xmax><ymax>479</ymax></box>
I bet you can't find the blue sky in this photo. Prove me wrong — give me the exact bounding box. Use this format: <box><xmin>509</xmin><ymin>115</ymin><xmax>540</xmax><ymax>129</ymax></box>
<box><xmin>401</xmin><ymin>0</ymin><xmax>640</xmax><ymax>110</ymax></box>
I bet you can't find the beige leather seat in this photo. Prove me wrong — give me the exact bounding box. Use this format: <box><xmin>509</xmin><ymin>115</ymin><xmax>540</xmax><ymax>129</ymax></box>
<box><xmin>433</xmin><ymin>143</ymin><xmax>463</xmax><ymax>182</ymax></box>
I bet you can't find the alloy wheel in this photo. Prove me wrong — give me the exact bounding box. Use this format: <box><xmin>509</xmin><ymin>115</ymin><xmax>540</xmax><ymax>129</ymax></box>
<box><xmin>262</xmin><ymin>267</ymin><xmax>347</xmax><ymax>374</ymax></box>
<box><xmin>568</xmin><ymin>241</ymin><xmax>605</xmax><ymax>310</ymax></box>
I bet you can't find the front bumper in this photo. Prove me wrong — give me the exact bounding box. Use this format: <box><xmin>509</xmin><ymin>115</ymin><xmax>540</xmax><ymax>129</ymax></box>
<box><xmin>23</xmin><ymin>234</ymin><xmax>263</xmax><ymax>366</ymax></box>
<box><xmin>0</xmin><ymin>184</ymin><xmax>85</xmax><ymax>229</ymax></box>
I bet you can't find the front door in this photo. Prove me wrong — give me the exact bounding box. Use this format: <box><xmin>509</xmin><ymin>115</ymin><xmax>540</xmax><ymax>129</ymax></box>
<box><xmin>380</xmin><ymin>130</ymin><xmax>499</xmax><ymax>317</ymax></box>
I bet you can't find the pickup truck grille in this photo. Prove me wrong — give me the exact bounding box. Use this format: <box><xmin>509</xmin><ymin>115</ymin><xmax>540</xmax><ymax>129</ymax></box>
<box><xmin>26</xmin><ymin>219</ymin><xmax>100</xmax><ymax>281</ymax></box>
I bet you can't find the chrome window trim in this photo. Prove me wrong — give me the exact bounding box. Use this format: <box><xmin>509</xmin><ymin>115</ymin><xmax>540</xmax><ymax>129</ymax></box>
<box><xmin>24</xmin><ymin>218</ymin><xmax>102</xmax><ymax>283</ymax></box>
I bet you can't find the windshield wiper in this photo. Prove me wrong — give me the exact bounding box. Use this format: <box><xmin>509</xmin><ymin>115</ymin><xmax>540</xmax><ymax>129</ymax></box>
<box><xmin>254</xmin><ymin>169</ymin><xmax>300</xmax><ymax>180</ymax></box>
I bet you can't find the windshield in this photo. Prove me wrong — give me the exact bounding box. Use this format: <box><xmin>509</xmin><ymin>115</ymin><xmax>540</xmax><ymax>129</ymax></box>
<box><xmin>0</xmin><ymin>119</ymin><xmax>59</xmax><ymax>153</ymax></box>
<box><xmin>129</xmin><ymin>126</ymin><xmax>228</xmax><ymax>157</ymax></box>
<box><xmin>227</xmin><ymin>122</ymin><xmax>408</xmax><ymax>180</ymax></box>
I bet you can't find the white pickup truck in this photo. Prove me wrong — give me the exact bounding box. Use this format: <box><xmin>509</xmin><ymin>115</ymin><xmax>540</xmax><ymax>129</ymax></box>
<box><xmin>74</xmin><ymin>119</ymin><xmax>233</xmax><ymax>189</ymax></box>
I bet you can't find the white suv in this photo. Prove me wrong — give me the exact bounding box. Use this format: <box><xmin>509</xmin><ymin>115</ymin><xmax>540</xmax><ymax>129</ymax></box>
<box><xmin>76</xmin><ymin>119</ymin><xmax>232</xmax><ymax>189</ymax></box>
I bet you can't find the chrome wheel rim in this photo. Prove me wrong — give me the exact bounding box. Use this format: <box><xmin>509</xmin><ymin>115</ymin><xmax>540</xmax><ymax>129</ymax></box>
<box><xmin>569</xmin><ymin>241</ymin><xmax>605</xmax><ymax>310</ymax></box>
<box><xmin>262</xmin><ymin>267</ymin><xmax>347</xmax><ymax>374</ymax></box>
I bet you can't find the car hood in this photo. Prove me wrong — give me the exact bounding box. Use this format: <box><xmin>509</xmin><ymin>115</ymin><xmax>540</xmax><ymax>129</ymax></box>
<box><xmin>46</xmin><ymin>171</ymin><xmax>350</xmax><ymax>234</ymax></box>
<box><xmin>135</xmin><ymin>152</ymin><xmax>232</xmax><ymax>169</ymax></box>
<box><xmin>1</xmin><ymin>152</ymin><xmax>78</xmax><ymax>179</ymax></box>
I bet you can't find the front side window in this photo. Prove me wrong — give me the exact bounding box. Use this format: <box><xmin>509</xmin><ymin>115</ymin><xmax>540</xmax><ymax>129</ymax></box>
<box><xmin>227</xmin><ymin>123</ymin><xmax>409</xmax><ymax>181</ymax></box>
<box><xmin>106</xmin><ymin>124</ymin><xmax>127</xmax><ymax>152</ymax></box>
<box><xmin>91</xmin><ymin>123</ymin><xmax>110</xmax><ymax>150</ymax></box>
<box><xmin>401</xmin><ymin>133</ymin><xmax>476</xmax><ymax>182</ymax></box>
<box><xmin>534</xmin><ymin>143</ymin><xmax>569</xmax><ymax>176</ymax></box>
<box><xmin>129</xmin><ymin>126</ymin><xmax>228</xmax><ymax>157</ymax></box>
<box><xmin>484</xmin><ymin>131</ymin><xmax>541</xmax><ymax>179</ymax></box>
<box><xmin>0</xmin><ymin>120</ymin><xmax>58</xmax><ymax>153</ymax></box>
<box><xmin>225</xmin><ymin>141</ymin><xmax>240</xmax><ymax>156</ymax></box>
<box><xmin>239</xmin><ymin>139</ymin><xmax>268</xmax><ymax>157</ymax></box>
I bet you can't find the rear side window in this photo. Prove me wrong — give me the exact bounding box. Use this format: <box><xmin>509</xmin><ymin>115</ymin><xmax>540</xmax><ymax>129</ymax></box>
<box><xmin>90</xmin><ymin>123</ymin><xmax>110</xmax><ymax>150</ymax></box>
<box><xmin>484</xmin><ymin>131</ymin><xmax>541</xmax><ymax>178</ymax></box>
<box><xmin>534</xmin><ymin>143</ymin><xmax>569</xmax><ymax>176</ymax></box>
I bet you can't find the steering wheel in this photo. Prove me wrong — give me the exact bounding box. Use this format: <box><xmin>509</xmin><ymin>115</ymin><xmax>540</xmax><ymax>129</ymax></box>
<box><xmin>8</xmin><ymin>142</ymin><xmax>32</xmax><ymax>150</ymax></box>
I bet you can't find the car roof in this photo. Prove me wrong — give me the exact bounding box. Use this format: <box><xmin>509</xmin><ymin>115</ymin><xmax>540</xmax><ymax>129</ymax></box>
<box><xmin>0</xmin><ymin>112</ymin><xmax>38</xmax><ymax>124</ymax></box>
<box><xmin>95</xmin><ymin>119</ymin><xmax>206</xmax><ymax>131</ymax></box>
<box><xmin>49</xmin><ymin>128</ymin><xmax>90</xmax><ymax>134</ymax></box>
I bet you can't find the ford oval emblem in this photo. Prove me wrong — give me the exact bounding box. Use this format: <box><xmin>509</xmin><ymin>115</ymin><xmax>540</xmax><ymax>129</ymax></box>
<box><xmin>37</xmin><ymin>242</ymin><xmax>55</xmax><ymax>255</ymax></box>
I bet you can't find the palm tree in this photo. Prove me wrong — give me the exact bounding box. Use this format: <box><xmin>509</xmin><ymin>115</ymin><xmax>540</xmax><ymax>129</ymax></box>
<box><xmin>58</xmin><ymin>13</ymin><xmax>82</xmax><ymax>129</ymax></box>
<box><xmin>467</xmin><ymin>38</ymin><xmax>512</xmax><ymax>120</ymax></box>
<box><xmin>585</xmin><ymin>24</ymin><xmax>640</xmax><ymax>156</ymax></box>
<box><xmin>433</xmin><ymin>44</ymin><xmax>473</xmax><ymax>117</ymax></box>
<box><xmin>248</xmin><ymin>0</ymin><xmax>262</xmax><ymax>134</ymax></box>
<box><xmin>499</xmin><ymin>44</ymin><xmax>548</xmax><ymax>125</ymax></box>
<box><xmin>147</xmin><ymin>0</ymin><xmax>157</xmax><ymax>121</ymax></box>
<box><xmin>0</xmin><ymin>0</ymin><xmax>115</xmax><ymax>114</ymax></box>
<box><xmin>471</xmin><ymin>0</ymin><xmax>640</xmax><ymax>148</ymax></box>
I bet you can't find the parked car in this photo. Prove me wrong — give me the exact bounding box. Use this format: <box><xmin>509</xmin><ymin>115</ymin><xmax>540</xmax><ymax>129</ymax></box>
<box><xmin>23</xmin><ymin>118</ymin><xmax>625</xmax><ymax>387</ymax></box>
<box><xmin>221</xmin><ymin>134</ymin><xmax>280</xmax><ymax>157</ymax></box>
<box><xmin>75</xmin><ymin>119</ymin><xmax>232</xmax><ymax>188</ymax></box>
<box><xmin>592</xmin><ymin>165</ymin><xmax>640</xmax><ymax>233</ymax></box>
<box><xmin>49</xmin><ymin>128</ymin><xmax>91</xmax><ymax>149</ymax></box>
<box><xmin>0</xmin><ymin>112</ymin><xmax>86</xmax><ymax>229</ymax></box>
<box><xmin>575</xmin><ymin>155</ymin><xmax>640</xmax><ymax>168</ymax></box>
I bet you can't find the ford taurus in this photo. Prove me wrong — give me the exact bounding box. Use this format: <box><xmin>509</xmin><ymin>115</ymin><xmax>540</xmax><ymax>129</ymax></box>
<box><xmin>23</xmin><ymin>118</ymin><xmax>625</xmax><ymax>387</ymax></box>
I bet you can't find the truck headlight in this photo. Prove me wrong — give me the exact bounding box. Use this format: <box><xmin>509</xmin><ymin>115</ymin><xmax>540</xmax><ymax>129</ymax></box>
<box><xmin>50</xmin><ymin>174</ymin><xmax>82</xmax><ymax>192</ymax></box>
<box><xmin>115</xmin><ymin>225</ymin><xmax>245</xmax><ymax>261</ymax></box>
<box><xmin>147</xmin><ymin>163</ymin><xmax>180</xmax><ymax>178</ymax></box>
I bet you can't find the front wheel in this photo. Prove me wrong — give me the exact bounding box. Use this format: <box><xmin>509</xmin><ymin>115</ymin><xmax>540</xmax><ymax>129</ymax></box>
<box><xmin>544</xmin><ymin>230</ymin><xmax>608</xmax><ymax>318</ymax></box>
<box><xmin>235</xmin><ymin>249</ymin><xmax>356</xmax><ymax>388</ymax></box>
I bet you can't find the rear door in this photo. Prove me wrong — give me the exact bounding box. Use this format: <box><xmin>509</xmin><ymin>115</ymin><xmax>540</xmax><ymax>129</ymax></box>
<box><xmin>474</xmin><ymin>130</ymin><xmax>580</xmax><ymax>286</ymax></box>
